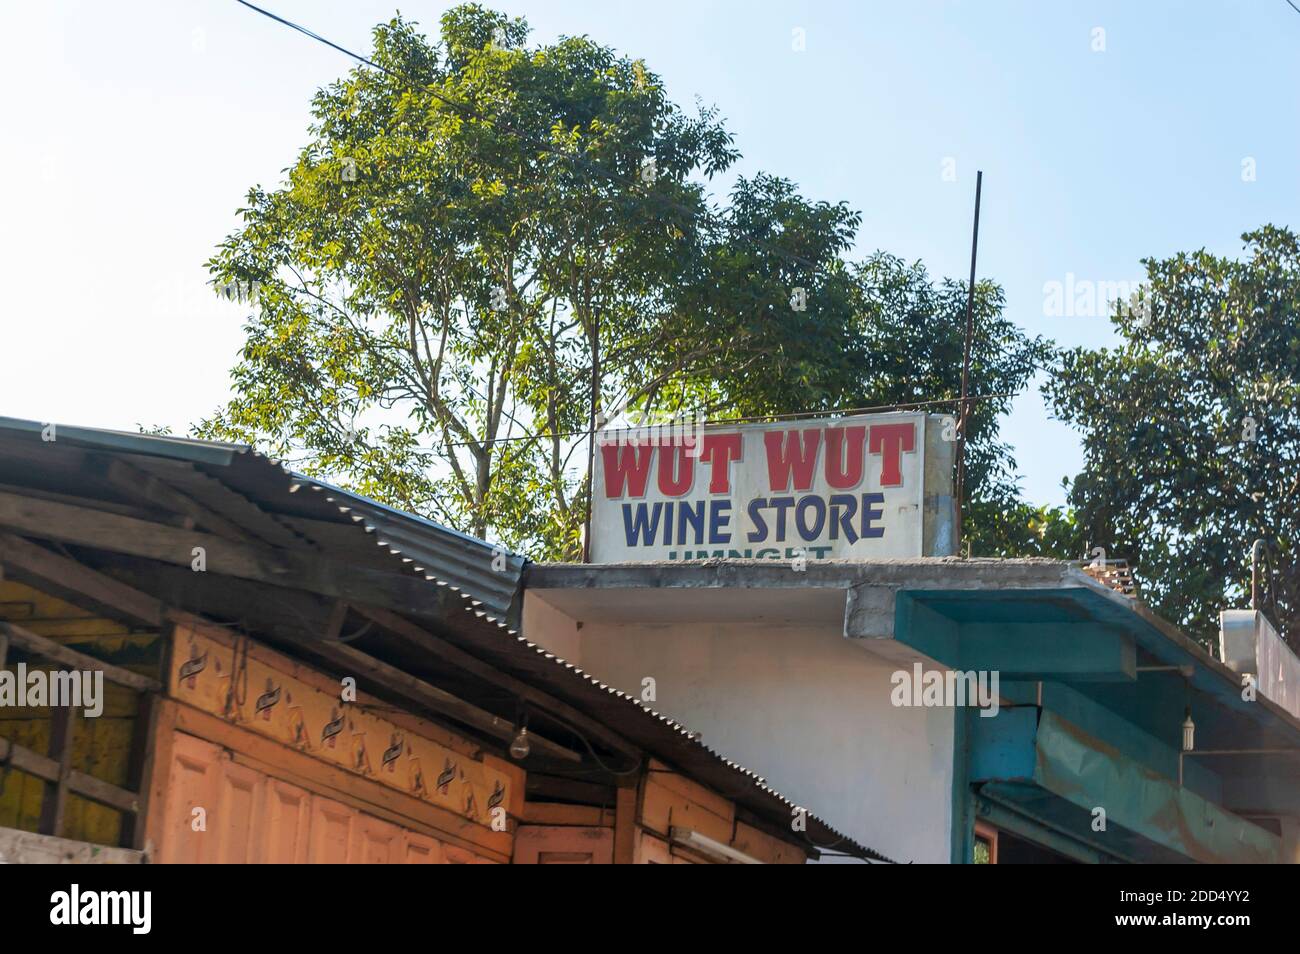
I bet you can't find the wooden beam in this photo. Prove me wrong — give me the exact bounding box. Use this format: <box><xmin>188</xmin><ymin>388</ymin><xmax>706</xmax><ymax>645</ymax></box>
<box><xmin>0</xmin><ymin>490</ymin><xmax>465</xmax><ymax>623</ymax></box>
<box><xmin>329</xmin><ymin>659</ymin><xmax>523</xmax><ymax>762</ymax></box>
<box><xmin>301</xmin><ymin>639</ymin><xmax>581</xmax><ymax>763</ymax></box>
<box><xmin>142</xmin><ymin>698</ymin><xmax>179</xmax><ymax>859</ymax></box>
<box><xmin>124</xmin><ymin>456</ymin><xmax>310</xmax><ymax>549</ymax></box>
<box><xmin>519</xmin><ymin>802</ymin><xmax>614</xmax><ymax>827</ymax></box>
<box><xmin>0</xmin><ymin>532</ymin><xmax>163</xmax><ymax>627</ymax></box>
<box><xmin>0</xmin><ymin>488</ymin><xmax>288</xmax><ymax>577</ymax></box>
<box><xmin>324</xmin><ymin>599</ymin><xmax>349</xmax><ymax>641</ymax></box>
<box><xmin>0</xmin><ymin>621</ymin><xmax>161</xmax><ymax>692</ymax></box>
<box><xmin>0</xmin><ymin>439</ymin><xmax>91</xmax><ymax>478</ymax></box>
<box><xmin>0</xmin><ymin>828</ymin><xmax>144</xmax><ymax>864</ymax></box>
<box><xmin>0</xmin><ymin>735</ymin><xmax>60</xmax><ymax>780</ymax></box>
<box><xmin>614</xmin><ymin>784</ymin><xmax>638</xmax><ymax>864</ymax></box>
<box><xmin>0</xmin><ymin>481</ymin><xmax>169</xmax><ymax>524</ymax></box>
<box><xmin>276</xmin><ymin>516</ymin><xmax>404</xmax><ymax>568</ymax></box>
<box><xmin>38</xmin><ymin>705</ymin><xmax>76</xmax><ymax>835</ymax></box>
<box><xmin>67</xmin><ymin>769</ymin><xmax>141</xmax><ymax>815</ymax></box>
<box><xmin>122</xmin><ymin>629</ymin><xmax>170</xmax><ymax>850</ymax></box>
<box><xmin>95</xmin><ymin>456</ymin><xmax>260</xmax><ymax>542</ymax></box>
<box><xmin>110</xmin><ymin>558</ymin><xmax>335</xmax><ymax>640</ymax></box>
<box><xmin>524</xmin><ymin>772</ymin><xmax>616</xmax><ymax>807</ymax></box>
<box><xmin>355</xmin><ymin>605</ymin><xmax>642</xmax><ymax>762</ymax></box>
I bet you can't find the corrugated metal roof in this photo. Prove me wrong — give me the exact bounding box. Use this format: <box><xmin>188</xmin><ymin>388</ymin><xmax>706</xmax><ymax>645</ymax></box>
<box><xmin>293</xmin><ymin>477</ymin><xmax>525</xmax><ymax>623</ymax></box>
<box><xmin>0</xmin><ymin>416</ymin><xmax>248</xmax><ymax>466</ymax></box>
<box><xmin>0</xmin><ymin>417</ymin><xmax>525</xmax><ymax>620</ymax></box>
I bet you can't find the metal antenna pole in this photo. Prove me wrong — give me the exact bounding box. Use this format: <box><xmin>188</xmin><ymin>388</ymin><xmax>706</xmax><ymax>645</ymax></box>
<box><xmin>954</xmin><ymin>170</ymin><xmax>983</xmax><ymax>553</ymax></box>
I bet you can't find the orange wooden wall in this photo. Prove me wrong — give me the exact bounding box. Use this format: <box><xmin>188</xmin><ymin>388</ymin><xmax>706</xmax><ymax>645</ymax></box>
<box><xmin>155</xmin><ymin>731</ymin><xmax>498</xmax><ymax>863</ymax></box>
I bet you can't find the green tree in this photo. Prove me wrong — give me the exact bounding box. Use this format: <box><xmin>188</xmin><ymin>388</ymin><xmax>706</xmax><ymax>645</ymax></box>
<box><xmin>202</xmin><ymin>4</ymin><xmax>1050</xmax><ymax>562</ymax></box>
<box><xmin>847</xmin><ymin>253</ymin><xmax>1057</xmax><ymax>558</ymax></box>
<box><xmin>1044</xmin><ymin>226</ymin><xmax>1300</xmax><ymax>646</ymax></box>
<box><xmin>201</xmin><ymin>6</ymin><xmax>860</xmax><ymax>558</ymax></box>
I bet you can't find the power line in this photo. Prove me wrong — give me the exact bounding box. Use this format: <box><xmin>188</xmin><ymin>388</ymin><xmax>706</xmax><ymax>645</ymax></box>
<box><xmin>233</xmin><ymin>0</ymin><xmax>830</xmax><ymax>274</ymax></box>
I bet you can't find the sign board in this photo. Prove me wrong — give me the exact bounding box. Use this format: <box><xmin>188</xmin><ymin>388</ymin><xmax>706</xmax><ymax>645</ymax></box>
<box><xmin>591</xmin><ymin>411</ymin><xmax>944</xmax><ymax>563</ymax></box>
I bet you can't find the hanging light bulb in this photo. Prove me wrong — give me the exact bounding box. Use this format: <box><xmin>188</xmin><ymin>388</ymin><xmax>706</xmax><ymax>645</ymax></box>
<box><xmin>509</xmin><ymin>710</ymin><xmax>531</xmax><ymax>760</ymax></box>
<box><xmin>1182</xmin><ymin>706</ymin><xmax>1195</xmax><ymax>752</ymax></box>
<box><xmin>509</xmin><ymin>726</ymin><xmax>531</xmax><ymax>760</ymax></box>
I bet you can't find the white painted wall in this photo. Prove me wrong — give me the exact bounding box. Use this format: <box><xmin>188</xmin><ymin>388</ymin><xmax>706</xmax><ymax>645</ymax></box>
<box><xmin>522</xmin><ymin>591</ymin><xmax>955</xmax><ymax>864</ymax></box>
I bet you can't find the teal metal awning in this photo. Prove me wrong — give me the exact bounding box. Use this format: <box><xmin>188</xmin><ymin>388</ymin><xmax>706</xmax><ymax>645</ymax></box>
<box><xmin>970</xmin><ymin>707</ymin><xmax>1279</xmax><ymax>863</ymax></box>
<box><xmin>891</xmin><ymin>581</ymin><xmax>1300</xmax><ymax>863</ymax></box>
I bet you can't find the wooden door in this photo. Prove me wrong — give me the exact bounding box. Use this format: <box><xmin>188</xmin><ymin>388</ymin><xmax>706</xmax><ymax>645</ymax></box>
<box><xmin>157</xmin><ymin>734</ymin><xmax>221</xmax><ymax>863</ymax></box>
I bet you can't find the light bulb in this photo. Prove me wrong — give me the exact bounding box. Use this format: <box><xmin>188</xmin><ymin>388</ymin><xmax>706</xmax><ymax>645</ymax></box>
<box><xmin>509</xmin><ymin>727</ymin><xmax>531</xmax><ymax>760</ymax></box>
<box><xmin>1181</xmin><ymin>708</ymin><xmax>1195</xmax><ymax>752</ymax></box>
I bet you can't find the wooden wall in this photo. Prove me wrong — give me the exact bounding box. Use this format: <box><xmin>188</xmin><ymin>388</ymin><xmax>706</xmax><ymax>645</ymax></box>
<box><xmin>154</xmin><ymin>731</ymin><xmax>497</xmax><ymax>863</ymax></box>
<box><xmin>147</xmin><ymin>619</ymin><xmax>522</xmax><ymax>863</ymax></box>
<box><xmin>514</xmin><ymin>760</ymin><xmax>808</xmax><ymax>864</ymax></box>
<box><xmin>1</xmin><ymin>583</ymin><xmax>811</xmax><ymax>864</ymax></box>
<box><xmin>0</xmin><ymin>580</ymin><xmax>159</xmax><ymax>846</ymax></box>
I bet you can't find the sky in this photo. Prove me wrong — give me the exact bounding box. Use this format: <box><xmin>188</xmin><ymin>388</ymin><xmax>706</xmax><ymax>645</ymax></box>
<box><xmin>1</xmin><ymin>0</ymin><xmax>1297</xmax><ymax>509</ymax></box>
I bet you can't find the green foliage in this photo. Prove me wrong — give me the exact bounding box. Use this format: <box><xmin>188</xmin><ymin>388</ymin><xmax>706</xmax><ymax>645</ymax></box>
<box><xmin>201</xmin><ymin>4</ymin><xmax>1048</xmax><ymax>562</ymax></box>
<box><xmin>848</xmin><ymin>253</ymin><xmax>1052</xmax><ymax>556</ymax></box>
<box><xmin>201</xmin><ymin>6</ymin><xmax>737</xmax><ymax>557</ymax></box>
<box><xmin>965</xmin><ymin>498</ymin><xmax>1080</xmax><ymax>559</ymax></box>
<box><xmin>1044</xmin><ymin>226</ymin><xmax>1300</xmax><ymax>646</ymax></box>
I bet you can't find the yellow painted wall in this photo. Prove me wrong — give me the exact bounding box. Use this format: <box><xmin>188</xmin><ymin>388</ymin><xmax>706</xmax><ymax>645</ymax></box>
<box><xmin>0</xmin><ymin>580</ymin><xmax>160</xmax><ymax>846</ymax></box>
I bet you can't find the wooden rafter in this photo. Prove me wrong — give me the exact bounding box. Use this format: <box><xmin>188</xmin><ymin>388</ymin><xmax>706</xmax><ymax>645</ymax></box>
<box><xmin>0</xmin><ymin>490</ymin><xmax>465</xmax><ymax>623</ymax></box>
<box><xmin>93</xmin><ymin>455</ymin><xmax>261</xmax><ymax>542</ymax></box>
<box><xmin>58</xmin><ymin>554</ymin><xmax>585</xmax><ymax>767</ymax></box>
<box><xmin>0</xmin><ymin>532</ymin><xmax>163</xmax><ymax>627</ymax></box>
<box><xmin>355</xmin><ymin>605</ymin><xmax>642</xmax><ymax>762</ymax></box>
<box><xmin>123</xmin><ymin>455</ymin><xmax>312</xmax><ymax>549</ymax></box>
<box><xmin>0</xmin><ymin>620</ymin><xmax>161</xmax><ymax>692</ymax></box>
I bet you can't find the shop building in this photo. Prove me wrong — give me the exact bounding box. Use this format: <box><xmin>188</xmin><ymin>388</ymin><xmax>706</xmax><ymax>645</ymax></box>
<box><xmin>0</xmin><ymin>418</ymin><xmax>884</xmax><ymax>864</ymax></box>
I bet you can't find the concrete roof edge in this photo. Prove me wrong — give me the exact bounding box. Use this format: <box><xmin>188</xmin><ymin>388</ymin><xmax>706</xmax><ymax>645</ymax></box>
<box><xmin>526</xmin><ymin>557</ymin><xmax>1085</xmax><ymax>591</ymax></box>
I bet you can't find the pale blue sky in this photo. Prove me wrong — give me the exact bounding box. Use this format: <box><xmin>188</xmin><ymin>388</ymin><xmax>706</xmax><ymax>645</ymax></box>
<box><xmin>2</xmin><ymin>0</ymin><xmax>1297</xmax><ymax>507</ymax></box>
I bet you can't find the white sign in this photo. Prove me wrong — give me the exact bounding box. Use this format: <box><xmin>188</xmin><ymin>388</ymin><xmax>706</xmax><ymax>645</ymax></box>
<box><xmin>591</xmin><ymin>412</ymin><xmax>929</xmax><ymax>563</ymax></box>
